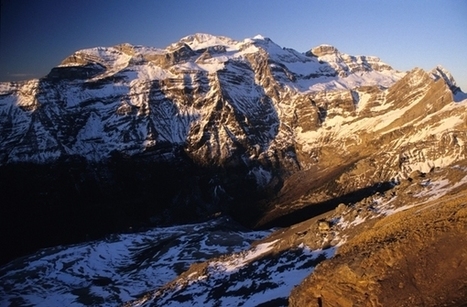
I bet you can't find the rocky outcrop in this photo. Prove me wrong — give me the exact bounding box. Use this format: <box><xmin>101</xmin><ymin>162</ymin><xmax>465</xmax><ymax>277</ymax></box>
<box><xmin>306</xmin><ymin>44</ymin><xmax>394</xmax><ymax>77</ymax></box>
<box><xmin>309</xmin><ymin>44</ymin><xmax>339</xmax><ymax>57</ymax></box>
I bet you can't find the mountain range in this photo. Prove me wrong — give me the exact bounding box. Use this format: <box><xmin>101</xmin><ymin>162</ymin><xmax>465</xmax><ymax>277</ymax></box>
<box><xmin>1</xmin><ymin>33</ymin><xmax>467</xmax><ymax>306</ymax></box>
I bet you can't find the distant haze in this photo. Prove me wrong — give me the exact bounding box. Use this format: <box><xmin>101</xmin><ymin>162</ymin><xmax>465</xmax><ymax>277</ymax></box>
<box><xmin>1</xmin><ymin>0</ymin><xmax>466</xmax><ymax>90</ymax></box>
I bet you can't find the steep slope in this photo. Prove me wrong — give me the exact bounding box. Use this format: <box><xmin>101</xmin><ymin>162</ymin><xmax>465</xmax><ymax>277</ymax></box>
<box><xmin>255</xmin><ymin>66</ymin><xmax>467</xmax><ymax>228</ymax></box>
<box><xmin>289</xmin><ymin>167</ymin><xmax>467</xmax><ymax>307</ymax></box>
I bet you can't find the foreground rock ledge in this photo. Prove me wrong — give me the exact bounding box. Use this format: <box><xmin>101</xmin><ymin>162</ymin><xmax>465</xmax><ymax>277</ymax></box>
<box><xmin>289</xmin><ymin>190</ymin><xmax>467</xmax><ymax>307</ymax></box>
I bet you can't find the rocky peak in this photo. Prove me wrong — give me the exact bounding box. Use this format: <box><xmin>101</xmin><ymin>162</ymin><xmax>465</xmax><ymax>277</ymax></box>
<box><xmin>113</xmin><ymin>43</ymin><xmax>139</xmax><ymax>56</ymax></box>
<box><xmin>179</xmin><ymin>33</ymin><xmax>238</xmax><ymax>51</ymax></box>
<box><xmin>303</xmin><ymin>44</ymin><xmax>396</xmax><ymax>80</ymax></box>
<box><xmin>430</xmin><ymin>65</ymin><xmax>456</xmax><ymax>85</ymax></box>
<box><xmin>429</xmin><ymin>65</ymin><xmax>464</xmax><ymax>96</ymax></box>
<box><xmin>307</xmin><ymin>44</ymin><xmax>339</xmax><ymax>57</ymax></box>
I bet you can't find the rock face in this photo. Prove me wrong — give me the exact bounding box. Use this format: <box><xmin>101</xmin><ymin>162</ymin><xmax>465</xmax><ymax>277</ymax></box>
<box><xmin>0</xmin><ymin>34</ymin><xmax>405</xmax><ymax>167</ymax></box>
<box><xmin>0</xmin><ymin>32</ymin><xmax>467</xmax><ymax>292</ymax></box>
<box><xmin>2</xmin><ymin>34</ymin><xmax>465</xmax><ymax>183</ymax></box>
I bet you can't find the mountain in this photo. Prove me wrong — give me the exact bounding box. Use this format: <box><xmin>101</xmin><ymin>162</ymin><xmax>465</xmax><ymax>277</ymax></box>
<box><xmin>0</xmin><ymin>33</ymin><xmax>405</xmax><ymax>165</ymax></box>
<box><xmin>1</xmin><ymin>33</ymin><xmax>467</xmax><ymax>306</ymax></box>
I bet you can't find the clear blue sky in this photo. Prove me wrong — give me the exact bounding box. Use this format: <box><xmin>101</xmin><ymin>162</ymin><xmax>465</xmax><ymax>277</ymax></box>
<box><xmin>1</xmin><ymin>0</ymin><xmax>466</xmax><ymax>90</ymax></box>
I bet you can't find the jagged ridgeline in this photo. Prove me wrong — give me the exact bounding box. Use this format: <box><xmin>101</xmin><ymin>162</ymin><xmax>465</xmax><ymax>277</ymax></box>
<box><xmin>1</xmin><ymin>33</ymin><xmax>466</xmax><ymax>265</ymax></box>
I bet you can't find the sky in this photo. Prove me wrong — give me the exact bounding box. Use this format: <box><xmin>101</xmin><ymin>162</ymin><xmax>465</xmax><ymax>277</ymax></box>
<box><xmin>1</xmin><ymin>0</ymin><xmax>466</xmax><ymax>90</ymax></box>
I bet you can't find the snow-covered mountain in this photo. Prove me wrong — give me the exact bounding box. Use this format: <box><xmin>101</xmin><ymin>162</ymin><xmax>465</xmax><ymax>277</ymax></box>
<box><xmin>1</xmin><ymin>33</ymin><xmax>467</xmax><ymax>306</ymax></box>
<box><xmin>1</xmin><ymin>33</ymin><xmax>464</xmax><ymax>172</ymax></box>
<box><xmin>0</xmin><ymin>33</ymin><xmax>406</xmax><ymax>164</ymax></box>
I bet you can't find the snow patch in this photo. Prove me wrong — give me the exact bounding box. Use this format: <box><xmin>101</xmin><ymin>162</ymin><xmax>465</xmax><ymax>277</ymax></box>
<box><xmin>210</xmin><ymin>239</ymin><xmax>278</xmax><ymax>273</ymax></box>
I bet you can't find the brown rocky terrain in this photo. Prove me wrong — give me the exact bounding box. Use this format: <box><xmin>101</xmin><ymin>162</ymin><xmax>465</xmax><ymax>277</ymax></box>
<box><xmin>289</xmin><ymin>164</ymin><xmax>467</xmax><ymax>307</ymax></box>
<box><xmin>120</xmin><ymin>159</ymin><xmax>467</xmax><ymax>306</ymax></box>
